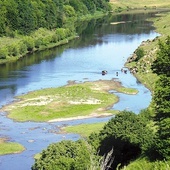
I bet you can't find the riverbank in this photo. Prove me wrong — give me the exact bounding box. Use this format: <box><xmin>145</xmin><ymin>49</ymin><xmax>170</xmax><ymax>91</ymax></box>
<box><xmin>125</xmin><ymin>11</ymin><xmax>170</xmax><ymax>91</ymax></box>
<box><xmin>0</xmin><ymin>80</ymin><xmax>137</xmax><ymax>122</ymax></box>
<box><xmin>0</xmin><ymin>12</ymin><xmax>107</xmax><ymax>65</ymax></box>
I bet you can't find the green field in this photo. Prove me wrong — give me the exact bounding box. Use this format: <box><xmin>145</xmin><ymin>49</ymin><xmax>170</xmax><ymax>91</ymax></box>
<box><xmin>110</xmin><ymin>0</ymin><xmax>170</xmax><ymax>11</ymax></box>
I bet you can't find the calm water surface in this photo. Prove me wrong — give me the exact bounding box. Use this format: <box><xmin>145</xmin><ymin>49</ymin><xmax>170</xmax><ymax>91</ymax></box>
<box><xmin>0</xmin><ymin>12</ymin><xmax>159</xmax><ymax>169</ymax></box>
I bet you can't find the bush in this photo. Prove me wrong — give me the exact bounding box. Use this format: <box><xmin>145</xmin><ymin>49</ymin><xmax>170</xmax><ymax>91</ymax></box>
<box><xmin>19</xmin><ymin>41</ymin><xmax>27</xmax><ymax>54</ymax></box>
<box><xmin>135</xmin><ymin>47</ymin><xmax>145</xmax><ymax>61</ymax></box>
<box><xmin>32</xmin><ymin>140</ymin><xmax>91</xmax><ymax>170</ymax></box>
<box><xmin>89</xmin><ymin>111</ymin><xmax>155</xmax><ymax>169</ymax></box>
<box><xmin>23</xmin><ymin>36</ymin><xmax>35</xmax><ymax>51</ymax></box>
<box><xmin>0</xmin><ymin>48</ymin><xmax>8</xmax><ymax>59</ymax></box>
<box><xmin>8</xmin><ymin>44</ymin><xmax>19</xmax><ymax>56</ymax></box>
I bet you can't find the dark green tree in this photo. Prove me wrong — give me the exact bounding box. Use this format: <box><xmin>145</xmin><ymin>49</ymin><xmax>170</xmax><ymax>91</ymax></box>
<box><xmin>152</xmin><ymin>36</ymin><xmax>170</xmax><ymax>77</ymax></box>
<box><xmin>0</xmin><ymin>3</ymin><xmax>7</xmax><ymax>35</ymax></box>
<box><xmin>89</xmin><ymin>111</ymin><xmax>155</xmax><ymax>169</ymax></box>
<box><xmin>17</xmin><ymin>0</ymin><xmax>35</xmax><ymax>34</ymax></box>
<box><xmin>151</xmin><ymin>36</ymin><xmax>170</xmax><ymax>160</ymax></box>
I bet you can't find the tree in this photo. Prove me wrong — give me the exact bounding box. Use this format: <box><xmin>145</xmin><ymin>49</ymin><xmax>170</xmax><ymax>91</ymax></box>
<box><xmin>153</xmin><ymin>76</ymin><xmax>170</xmax><ymax>120</ymax></box>
<box><xmin>151</xmin><ymin>36</ymin><xmax>170</xmax><ymax>160</ymax></box>
<box><xmin>89</xmin><ymin>111</ymin><xmax>155</xmax><ymax>169</ymax></box>
<box><xmin>135</xmin><ymin>47</ymin><xmax>145</xmax><ymax>61</ymax></box>
<box><xmin>32</xmin><ymin>140</ymin><xmax>91</xmax><ymax>170</ymax></box>
<box><xmin>152</xmin><ymin>36</ymin><xmax>170</xmax><ymax>77</ymax></box>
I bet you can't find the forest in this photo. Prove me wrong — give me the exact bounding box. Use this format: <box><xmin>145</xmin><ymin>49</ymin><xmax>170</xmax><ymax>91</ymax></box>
<box><xmin>0</xmin><ymin>0</ymin><xmax>110</xmax><ymax>35</ymax></box>
<box><xmin>0</xmin><ymin>0</ymin><xmax>111</xmax><ymax>62</ymax></box>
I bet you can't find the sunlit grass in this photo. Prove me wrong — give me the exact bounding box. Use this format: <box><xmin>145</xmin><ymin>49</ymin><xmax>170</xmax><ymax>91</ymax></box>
<box><xmin>64</xmin><ymin>122</ymin><xmax>106</xmax><ymax>137</ymax></box>
<box><xmin>122</xmin><ymin>157</ymin><xmax>170</xmax><ymax>170</ymax></box>
<box><xmin>110</xmin><ymin>0</ymin><xmax>170</xmax><ymax>11</ymax></box>
<box><xmin>0</xmin><ymin>138</ymin><xmax>25</xmax><ymax>155</ymax></box>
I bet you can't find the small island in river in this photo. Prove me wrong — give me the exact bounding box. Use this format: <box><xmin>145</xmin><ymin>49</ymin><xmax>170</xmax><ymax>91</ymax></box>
<box><xmin>1</xmin><ymin>79</ymin><xmax>138</xmax><ymax>122</ymax></box>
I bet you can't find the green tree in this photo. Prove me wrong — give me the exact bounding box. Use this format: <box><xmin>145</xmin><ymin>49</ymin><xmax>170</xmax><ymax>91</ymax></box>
<box><xmin>155</xmin><ymin>118</ymin><xmax>170</xmax><ymax>160</ymax></box>
<box><xmin>151</xmin><ymin>36</ymin><xmax>170</xmax><ymax>160</ymax></box>
<box><xmin>153</xmin><ymin>76</ymin><xmax>170</xmax><ymax>120</ymax></box>
<box><xmin>89</xmin><ymin>111</ymin><xmax>155</xmax><ymax>169</ymax></box>
<box><xmin>32</xmin><ymin>140</ymin><xmax>91</xmax><ymax>170</ymax></box>
<box><xmin>17</xmin><ymin>0</ymin><xmax>35</xmax><ymax>34</ymax></box>
<box><xmin>152</xmin><ymin>36</ymin><xmax>170</xmax><ymax>77</ymax></box>
<box><xmin>0</xmin><ymin>2</ymin><xmax>7</xmax><ymax>35</ymax></box>
<box><xmin>135</xmin><ymin>47</ymin><xmax>145</xmax><ymax>61</ymax></box>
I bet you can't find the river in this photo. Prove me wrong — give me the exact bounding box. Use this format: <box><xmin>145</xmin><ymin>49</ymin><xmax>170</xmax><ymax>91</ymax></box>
<box><xmin>0</xmin><ymin>12</ymin><xmax>159</xmax><ymax>170</ymax></box>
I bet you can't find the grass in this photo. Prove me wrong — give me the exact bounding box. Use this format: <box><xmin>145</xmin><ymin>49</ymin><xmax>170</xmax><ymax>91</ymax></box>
<box><xmin>122</xmin><ymin>157</ymin><xmax>170</xmax><ymax>170</ymax></box>
<box><xmin>110</xmin><ymin>0</ymin><xmax>170</xmax><ymax>12</ymax></box>
<box><xmin>1</xmin><ymin>80</ymin><xmax>137</xmax><ymax>122</ymax></box>
<box><xmin>64</xmin><ymin>122</ymin><xmax>106</xmax><ymax>138</ymax></box>
<box><xmin>117</xmin><ymin>87</ymin><xmax>138</xmax><ymax>94</ymax></box>
<box><xmin>0</xmin><ymin>138</ymin><xmax>25</xmax><ymax>155</ymax></box>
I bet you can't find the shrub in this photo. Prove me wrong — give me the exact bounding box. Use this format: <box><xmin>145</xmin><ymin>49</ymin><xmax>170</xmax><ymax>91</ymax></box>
<box><xmin>32</xmin><ymin>140</ymin><xmax>91</xmax><ymax>170</ymax></box>
<box><xmin>0</xmin><ymin>48</ymin><xmax>8</xmax><ymax>59</ymax></box>
<box><xmin>23</xmin><ymin>36</ymin><xmax>35</xmax><ymax>51</ymax></box>
<box><xmin>135</xmin><ymin>47</ymin><xmax>145</xmax><ymax>61</ymax></box>
<box><xmin>89</xmin><ymin>111</ymin><xmax>155</xmax><ymax>169</ymax></box>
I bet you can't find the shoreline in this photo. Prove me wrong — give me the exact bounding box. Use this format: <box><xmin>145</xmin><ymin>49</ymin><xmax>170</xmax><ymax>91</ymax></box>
<box><xmin>48</xmin><ymin>112</ymin><xmax>113</xmax><ymax>123</ymax></box>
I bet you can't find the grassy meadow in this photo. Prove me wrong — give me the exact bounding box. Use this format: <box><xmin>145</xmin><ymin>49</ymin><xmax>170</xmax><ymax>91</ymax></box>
<box><xmin>64</xmin><ymin>122</ymin><xmax>106</xmax><ymax>138</ymax></box>
<box><xmin>0</xmin><ymin>138</ymin><xmax>25</xmax><ymax>155</ymax></box>
<box><xmin>110</xmin><ymin>0</ymin><xmax>170</xmax><ymax>11</ymax></box>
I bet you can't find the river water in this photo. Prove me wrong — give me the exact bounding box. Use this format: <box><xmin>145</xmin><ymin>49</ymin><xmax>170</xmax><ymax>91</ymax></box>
<box><xmin>0</xmin><ymin>12</ymin><xmax>159</xmax><ymax>169</ymax></box>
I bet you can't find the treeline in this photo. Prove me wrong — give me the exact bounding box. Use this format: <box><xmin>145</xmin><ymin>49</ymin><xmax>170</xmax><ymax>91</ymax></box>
<box><xmin>0</xmin><ymin>0</ymin><xmax>111</xmax><ymax>36</ymax></box>
<box><xmin>32</xmin><ymin>37</ymin><xmax>170</xmax><ymax>170</ymax></box>
<box><xmin>0</xmin><ymin>0</ymin><xmax>111</xmax><ymax>62</ymax></box>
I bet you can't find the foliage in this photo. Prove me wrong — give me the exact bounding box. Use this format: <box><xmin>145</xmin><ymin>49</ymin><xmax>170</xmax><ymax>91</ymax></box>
<box><xmin>152</xmin><ymin>36</ymin><xmax>170</xmax><ymax>77</ymax></box>
<box><xmin>122</xmin><ymin>157</ymin><xmax>170</xmax><ymax>170</ymax></box>
<box><xmin>0</xmin><ymin>0</ymin><xmax>111</xmax><ymax>36</ymax></box>
<box><xmin>135</xmin><ymin>47</ymin><xmax>145</xmax><ymax>61</ymax></box>
<box><xmin>32</xmin><ymin>140</ymin><xmax>91</xmax><ymax>170</ymax></box>
<box><xmin>153</xmin><ymin>75</ymin><xmax>170</xmax><ymax>120</ymax></box>
<box><xmin>89</xmin><ymin>110</ymin><xmax>155</xmax><ymax>169</ymax></box>
<box><xmin>151</xmin><ymin>36</ymin><xmax>170</xmax><ymax>160</ymax></box>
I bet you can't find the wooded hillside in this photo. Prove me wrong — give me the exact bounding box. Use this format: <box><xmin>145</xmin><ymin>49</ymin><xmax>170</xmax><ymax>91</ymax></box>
<box><xmin>0</xmin><ymin>0</ymin><xmax>111</xmax><ymax>36</ymax></box>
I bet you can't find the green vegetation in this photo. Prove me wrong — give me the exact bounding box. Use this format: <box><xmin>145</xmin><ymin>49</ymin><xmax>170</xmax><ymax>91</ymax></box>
<box><xmin>64</xmin><ymin>122</ymin><xmax>106</xmax><ymax>138</ymax></box>
<box><xmin>0</xmin><ymin>138</ymin><xmax>25</xmax><ymax>155</ymax></box>
<box><xmin>2</xmin><ymin>80</ymin><xmax>136</xmax><ymax>122</ymax></box>
<box><xmin>88</xmin><ymin>110</ymin><xmax>155</xmax><ymax>169</ymax></box>
<box><xmin>124</xmin><ymin>158</ymin><xmax>170</xmax><ymax>170</ymax></box>
<box><xmin>0</xmin><ymin>0</ymin><xmax>111</xmax><ymax>64</ymax></box>
<box><xmin>32</xmin><ymin>140</ymin><xmax>93</xmax><ymax>170</ymax></box>
<box><xmin>151</xmin><ymin>36</ymin><xmax>170</xmax><ymax>160</ymax></box>
<box><xmin>32</xmin><ymin>36</ymin><xmax>170</xmax><ymax>169</ymax></box>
